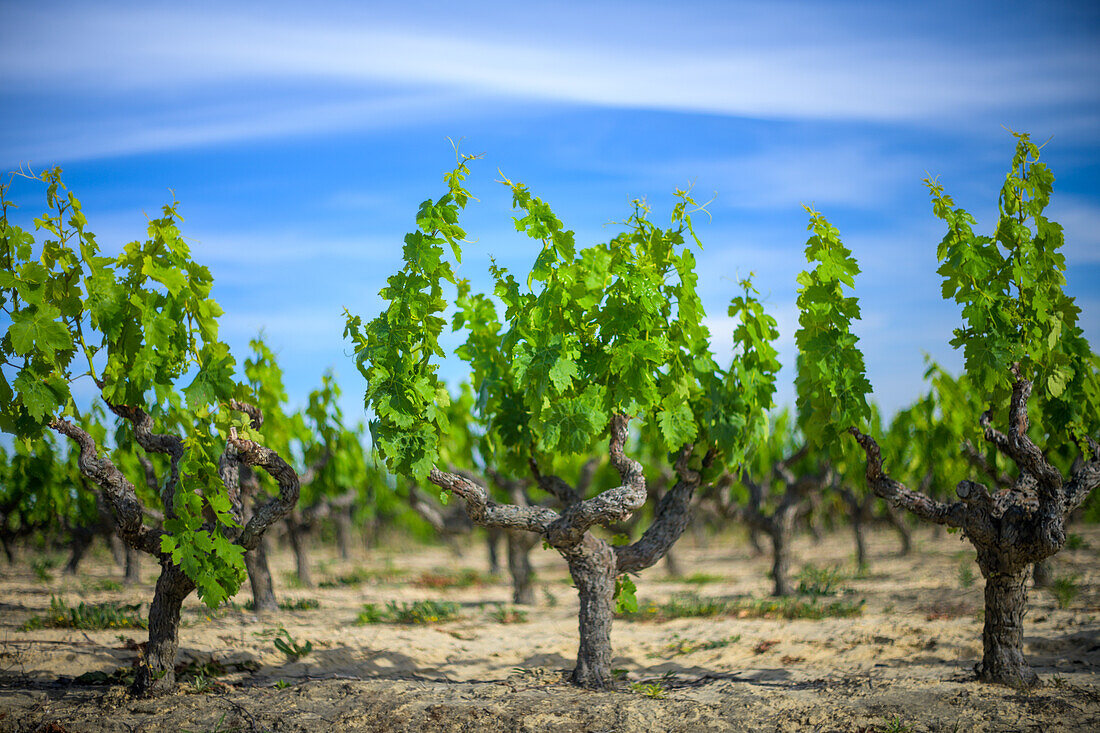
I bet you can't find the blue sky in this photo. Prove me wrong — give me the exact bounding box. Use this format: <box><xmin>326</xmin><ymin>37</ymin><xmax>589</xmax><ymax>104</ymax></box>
<box><xmin>2</xmin><ymin>0</ymin><xmax>1098</xmax><ymax>424</ymax></box>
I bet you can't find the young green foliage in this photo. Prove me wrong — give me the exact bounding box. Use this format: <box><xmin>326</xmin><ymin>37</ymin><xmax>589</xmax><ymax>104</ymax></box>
<box><xmin>0</xmin><ymin>169</ymin><xmax>285</xmax><ymax>609</ymax></box>
<box><xmin>794</xmin><ymin>208</ymin><xmax>872</xmax><ymax>451</ymax></box>
<box><xmin>929</xmin><ymin>131</ymin><xmax>1098</xmax><ymax>448</ymax></box>
<box><xmin>344</xmin><ymin>152</ymin><xmax>481</xmax><ymax>481</ymax></box>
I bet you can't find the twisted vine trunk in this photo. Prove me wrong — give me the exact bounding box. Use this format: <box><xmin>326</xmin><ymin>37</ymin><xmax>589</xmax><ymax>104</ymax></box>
<box><xmin>507</xmin><ymin>530</ymin><xmax>537</xmax><ymax>605</ymax></box>
<box><xmin>565</xmin><ymin>540</ymin><xmax>617</xmax><ymax>690</ymax></box>
<box><xmin>132</xmin><ymin>563</ymin><xmax>195</xmax><ymax>697</ymax></box>
<box><xmin>977</xmin><ymin>566</ymin><xmax>1037</xmax><ymax>688</ymax></box>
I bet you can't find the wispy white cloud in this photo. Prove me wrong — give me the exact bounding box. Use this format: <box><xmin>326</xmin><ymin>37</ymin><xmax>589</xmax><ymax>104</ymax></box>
<box><xmin>3</xmin><ymin>2</ymin><xmax>1096</xmax><ymax>131</ymax></box>
<box><xmin>653</xmin><ymin>142</ymin><xmax>928</xmax><ymax>210</ymax></box>
<box><xmin>0</xmin><ymin>93</ymin><xmax>464</xmax><ymax>165</ymax></box>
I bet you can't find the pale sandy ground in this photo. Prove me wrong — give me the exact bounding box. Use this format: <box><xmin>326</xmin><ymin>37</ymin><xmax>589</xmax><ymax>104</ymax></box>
<box><xmin>0</xmin><ymin>524</ymin><xmax>1097</xmax><ymax>732</ymax></box>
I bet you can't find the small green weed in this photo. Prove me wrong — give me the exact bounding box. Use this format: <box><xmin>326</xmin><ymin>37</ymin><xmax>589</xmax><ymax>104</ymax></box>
<box><xmin>273</xmin><ymin>628</ymin><xmax>313</xmax><ymax>661</ymax></box>
<box><xmin>796</xmin><ymin>564</ymin><xmax>848</xmax><ymax>597</ymax></box>
<box><xmin>1048</xmin><ymin>575</ymin><xmax>1080</xmax><ymax>609</ymax></box>
<box><xmin>648</xmin><ymin>634</ymin><xmax>741</xmax><ymax>658</ymax></box>
<box><xmin>357</xmin><ymin>600</ymin><xmax>460</xmax><ymax>625</ymax></box>
<box><xmin>630</xmin><ymin>681</ymin><xmax>667</xmax><ymax>699</ymax></box>
<box><xmin>319</xmin><ymin>566</ymin><xmax>405</xmax><ymax>588</ymax></box>
<box><xmin>881</xmin><ymin>714</ymin><xmax>911</xmax><ymax>733</ymax></box>
<box><xmin>957</xmin><ymin>561</ymin><xmax>976</xmax><ymax>589</ymax></box>
<box><xmin>681</xmin><ymin>572</ymin><xmax>723</xmax><ymax>585</ymax></box>
<box><xmin>414</xmin><ymin>568</ymin><xmax>490</xmax><ymax>589</ymax></box>
<box><xmin>1065</xmin><ymin>533</ymin><xmax>1088</xmax><ymax>551</ymax></box>
<box><xmin>30</xmin><ymin>557</ymin><xmax>58</xmax><ymax>583</ymax></box>
<box><xmin>20</xmin><ymin>596</ymin><xmax>146</xmax><ymax>631</ymax></box>
<box><xmin>489</xmin><ymin>606</ymin><xmax>528</xmax><ymax>624</ymax></box>
<box><xmin>619</xmin><ymin>593</ymin><xmax>863</xmax><ymax>621</ymax></box>
<box><xmin>243</xmin><ymin>598</ymin><xmax>320</xmax><ymax>612</ymax></box>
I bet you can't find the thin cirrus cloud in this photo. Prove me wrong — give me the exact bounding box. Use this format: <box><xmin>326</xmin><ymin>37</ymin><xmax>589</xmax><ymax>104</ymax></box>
<box><xmin>2</xmin><ymin>2</ymin><xmax>1097</xmax><ymax>162</ymax></box>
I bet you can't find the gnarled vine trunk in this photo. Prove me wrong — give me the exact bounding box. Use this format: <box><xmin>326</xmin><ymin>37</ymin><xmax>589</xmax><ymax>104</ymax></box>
<box><xmin>564</xmin><ymin>539</ymin><xmax>617</xmax><ymax>689</ymax></box>
<box><xmin>132</xmin><ymin>563</ymin><xmax>195</xmax><ymax>697</ymax></box>
<box><xmin>977</xmin><ymin>565</ymin><xmax>1036</xmax><ymax>688</ymax></box>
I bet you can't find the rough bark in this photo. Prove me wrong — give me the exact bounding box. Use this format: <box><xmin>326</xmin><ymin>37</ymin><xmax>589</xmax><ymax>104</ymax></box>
<box><xmin>977</xmin><ymin>566</ymin><xmax>1036</xmax><ymax>688</ymax></box>
<box><xmin>131</xmin><ymin>563</ymin><xmax>195</xmax><ymax>697</ymax></box>
<box><xmin>848</xmin><ymin>365</ymin><xmax>1100</xmax><ymax>689</ymax></box>
<box><xmin>426</xmin><ymin>413</ymin><xmax>695</xmax><ymax>690</ymax></box>
<box><xmin>48</xmin><ymin>402</ymin><xmax>300</xmax><ymax>698</ymax></box>
<box><xmin>565</xmin><ymin>537</ymin><xmax>617</xmax><ymax>690</ymax></box>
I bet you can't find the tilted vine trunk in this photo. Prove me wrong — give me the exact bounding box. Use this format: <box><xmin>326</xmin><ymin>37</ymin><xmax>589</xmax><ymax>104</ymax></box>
<box><xmin>977</xmin><ymin>565</ymin><xmax>1036</xmax><ymax>688</ymax></box>
<box><xmin>132</xmin><ymin>563</ymin><xmax>196</xmax><ymax>697</ymax></box>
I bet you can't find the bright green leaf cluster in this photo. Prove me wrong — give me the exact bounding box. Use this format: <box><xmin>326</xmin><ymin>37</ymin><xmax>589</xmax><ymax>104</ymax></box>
<box><xmin>930</xmin><ymin>132</ymin><xmax>1098</xmax><ymax>448</ymax></box>
<box><xmin>794</xmin><ymin>208</ymin><xmax>872</xmax><ymax>452</ymax></box>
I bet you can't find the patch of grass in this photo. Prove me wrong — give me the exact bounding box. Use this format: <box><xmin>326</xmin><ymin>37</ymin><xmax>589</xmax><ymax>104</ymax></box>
<box><xmin>881</xmin><ymin>714</ymin><xmax>911</xmax><ymax>733</ymax></box>
<box><xmin>356</xmin><ymin>600</ymin><xmax>461</xmax><ymax>625</ymax></box>
<box><xmin>414</xmin><ymin>568</ymin><xmax>490</xmax><ymax>589</ymax></box>
<box><xmin>629</xmin><ymin>681</ymin><xmax>667</xmax><ymax>699</ymax></box>
<box><xmin>1065</xmin><ymin>533</ymin><xmax>1088</xmax><ymax>551</ymax></box>
<box><xmin>242</xmin><ymin>598</ymin><xmax>320</xmax><ymax>612</ymax></box>
<box><xmin>796</xmin><ymin>564</ymin><xmax>848</xmax><ymax>597</ymax></box>
<box><xmin>957</xmin><ymin>561</ymin><xmax>976</xmax><ymax>589</ymax></box>
<box><xmin>30</xmin><ymin>556</ymin><xmax>58</xmax><ymax>583</ymax></box>
<box><xmin>318</xmin><ymin>566</ymin><xmax>406</xmax><ymax>588</ymax></box>
<box><xmin>648</xmin><ymin>633</ymin><xmax>741</xmax><ymax>658</ymax></box>
<box><xmin>489</xmin><ymin>606</ymin><xmax>528</xmax><ymax>624</ymax></box>
<box><xmin>1047</xmin><ymin>575</ymin><xmax>1080</xmax><ymax>609</ymax></box>
<box><xmin>541</xmin><ymin>587</ymin><xmax>559</xmax><ymax>607</ymax></box>
<box><xmin>20</xmin><ymin>596</ymin><xmax>146</xmax><ymax>631</ymax></box>
<box><xmin>274</xmin><ymin>679</ymin><xmax>291</xmax><ymax>689</ymax></box>
<box><xmin>619</xmin><ymin>592</ymin><xmax>863</xmax><ymax>622</ymax></box>
<box><xmin>273</xmin><ymin>628</ymin><xmax>313</xmax><ymax>661</ymax></box>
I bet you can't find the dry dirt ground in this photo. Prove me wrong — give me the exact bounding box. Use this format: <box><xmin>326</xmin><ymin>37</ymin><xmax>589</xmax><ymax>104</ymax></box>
<box><xmin>0</xmin><ymin>525</ymin><xmax>1098</xmax><ymax>732</ymax></box>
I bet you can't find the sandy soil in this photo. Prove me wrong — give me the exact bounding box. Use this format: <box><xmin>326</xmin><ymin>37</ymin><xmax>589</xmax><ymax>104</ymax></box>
<box><xmin>0</xmin><ymin>525</ymin><xmax>1098</xmax><ymax>732</ymax></box>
